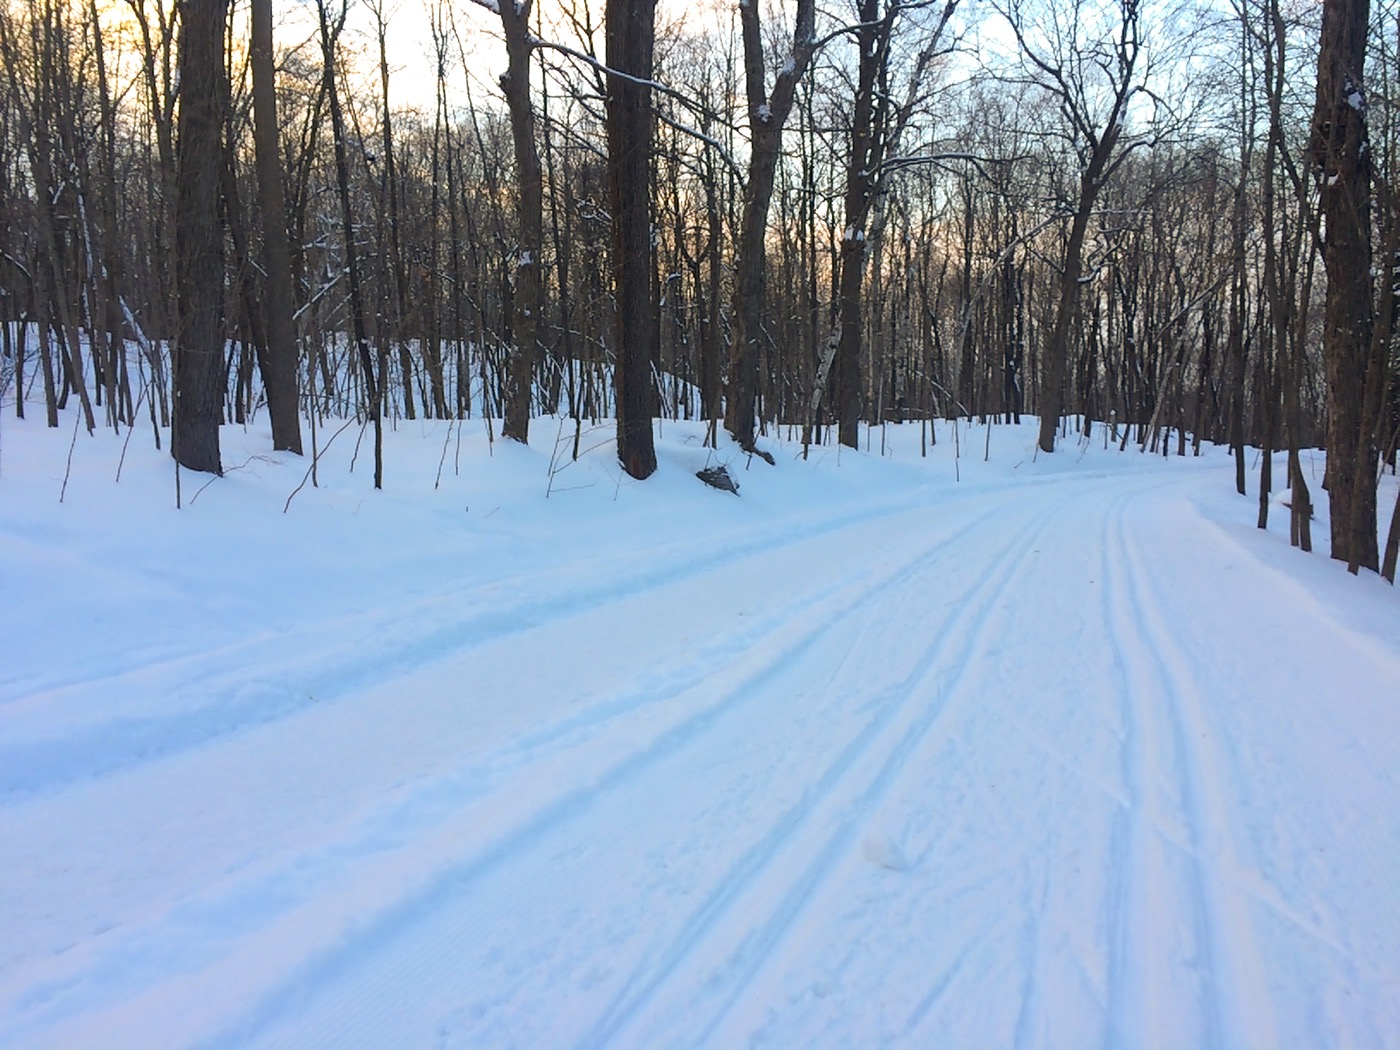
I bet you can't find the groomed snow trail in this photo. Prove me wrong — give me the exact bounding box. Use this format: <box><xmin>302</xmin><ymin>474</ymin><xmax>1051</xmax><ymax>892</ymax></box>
<box><xmin>2</xmin><ymin>422</ymin><xmax>1398</xmax><ymax>1049</ymax></box>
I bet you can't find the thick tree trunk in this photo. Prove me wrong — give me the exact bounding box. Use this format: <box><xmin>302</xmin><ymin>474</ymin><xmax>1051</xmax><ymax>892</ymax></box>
<box><xmin>835</xmin><ymin>229</ymin><xmax>866</xmax><ymax>449</ymax></box>
<box><xmin>172</xmin><ymin>0</ymin><xmax>230</xmax><ymax>475</ymax></box>
<box><xmin>606</xmin><ymin>0</ymin><xmax>658</xmax><ymax>479</ymax></box>
<box><xmin>1312</xmin><ymin>0</ymin><xmax>1378</xmax><ymax>570</ymax></box>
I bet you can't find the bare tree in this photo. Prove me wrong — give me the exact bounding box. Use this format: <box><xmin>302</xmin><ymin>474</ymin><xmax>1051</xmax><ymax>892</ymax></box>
<box><xmin>316</xmin><ymin>0</ymin><xmax>383</xmax><ymax>486</ymax></box>
<box><xmin>996</xmin><ymin>0</ymin><xmax>1160</xmax><ymax>453</ymax></box>
<box><xmin>251</xmin><ymin>0</ymin><xmax>302</xmax><ymax>454</ymax></box>
<box><xmin>172</xmin><ymin>0</ymin><xmax>231</xmax><ymax>474</ymax></box>
<box><xmin>606</xmin><ymin>0</ymin><xmax>658</xmax><ymax>478</ymax></box>
<box><xmin>725</xmin><ymin>0</ymin><xmax>819</xmax><ymax>453</ymax></box>
<box><xmin>481</xmin><ymin>0</ymin><xmax>544</xmax><ymax>444</ymax></box>
<box><xmin>1311</xmin><ymin>0</ymin><xmax>1380</xmax><ymax>570</ymax></box>
<box><xmin>829</xmin><ymin>0</ymin><xmax>958</xmax><ymax>449</ymax></box>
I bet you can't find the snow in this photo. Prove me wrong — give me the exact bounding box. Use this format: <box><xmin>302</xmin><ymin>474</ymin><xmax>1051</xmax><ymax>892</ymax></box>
<box><xmin>2</xmin><ymin>409</ymin><xmax>1399</xmax><ymax>1048</ymax></box>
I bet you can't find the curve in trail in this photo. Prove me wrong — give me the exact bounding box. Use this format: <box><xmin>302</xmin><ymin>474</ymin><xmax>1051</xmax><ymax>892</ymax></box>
<box><xmin>0</xmin><ymin>489</ymin><xmax>1025</xmax><ymax>1050</ymax></box>
<box><xmin>590</xmin><ymin>485</ymin><xmax>1077</xmax><ymax>1049</ymax></box>
<box><xmin>1116</xmin><ymin>497</ymin><xmax>1278</xmax><ymax>1050</ymax></box>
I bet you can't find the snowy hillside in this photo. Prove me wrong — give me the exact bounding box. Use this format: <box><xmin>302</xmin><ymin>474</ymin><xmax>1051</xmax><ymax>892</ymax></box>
<box><xmin>1</xmin><ymin>412</ymin><xmax>1398</xmax><ymax>1048</ymax></box>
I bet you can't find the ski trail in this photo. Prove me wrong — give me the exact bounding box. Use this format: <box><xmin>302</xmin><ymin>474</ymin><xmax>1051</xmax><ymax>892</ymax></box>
<box><xmin>1116</xmin><ymin>501</ymin><xmax>1280</xmax><ymax>1050</ymax></box>
<box><xmin>2</xmin><ymin>476</ymin><xmax>1066</xmax><ymax>799</ymax></box>
<box><xmin>0</xmin><ymin>493</ymin><xmax>1019</xmax><ymax>1050</ymax></box>
<box><xmin>1099</xmin><ymin>484</ymin><xmax>1280</xmax><ymax>1049</ymax></box>
<box><xmin>1010</xmin><ymin>845</ymin><xmax>1054</xmax><ymax>1050</ymax></box>
<box><xmin>0</xmin><ymin>491</ymin><xmax>926</xmax><ymax>795</ymax></box>
<box><xmin>1</xmin><ymin>479</ymin><xmax>937</xmax><ymax>704</ymax></box>
<box><xmin>590</xmin><ymin>486</ymin><xmax>1074</xmax><ymax>1048</ymax></box>
<box><xmin>1100</xmin><ymin>487</ymin><xmax>1189</xmax><ymax>1049</ymax></box>
<box><xmin>210</xmin><ymin>492</ymin><xmax>1055</xmax><ymax>1048</ymax></box>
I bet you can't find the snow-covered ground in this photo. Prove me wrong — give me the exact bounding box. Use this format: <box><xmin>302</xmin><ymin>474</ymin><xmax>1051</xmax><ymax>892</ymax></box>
<box><xmin>1</xmin><ymin>409</ymin><xmax>1398</xmax><ymax>1049</ymax></box>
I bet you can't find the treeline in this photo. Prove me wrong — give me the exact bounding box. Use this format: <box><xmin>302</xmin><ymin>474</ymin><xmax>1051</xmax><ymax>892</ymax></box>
<box><xmin>0</xmin><ymin>0</ymin><xmax>1397</xmax><ymax>574</ymax></box>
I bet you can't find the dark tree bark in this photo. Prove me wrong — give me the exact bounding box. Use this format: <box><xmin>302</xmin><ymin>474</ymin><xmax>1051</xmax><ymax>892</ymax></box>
<box><xmin>251</xmin><ymin>0</ymin><xmax>302</xmax><ymax>454</ymax></box>
<box><xmin>1227</xmin><ymin>165</ymin><xmax>1250</xmax><ymax>496</ymax></box>
<box><xmin>172</xmin><ymin>0</ymin><xmax>230</xmax><ymax>475</ymax></box>
<box><xmin>88</xmin><ymin>0</ymin><xmax>132</xmax><ymax>429</ymax></box>
<box><xmin>497</xmin><ymin>0</ymin><xmax>543</xmax><ymax>444</ymax></box>
<box><xmin>606</xmin><ymin>0</ymin><xmax>658</xmax><ymax>479</ymax></box>
<box><xmin>1383</xmin><ymin>478</ymin><xmax>1400</xmax><ymax>581</ymax></box>
<box><xmin>725</xmin><ymin>0</ymin><xmax>816</xmax><ymax>452</ymax></box>
<box><xmin>834</xmin><ymin>0</ymin><xmax>880</xmax><ymax>450</ymax></box>
<box><xmin>1311</xmin><ymin>0</ymin><xmax>1379</xmax><ymax>570</ymax></box>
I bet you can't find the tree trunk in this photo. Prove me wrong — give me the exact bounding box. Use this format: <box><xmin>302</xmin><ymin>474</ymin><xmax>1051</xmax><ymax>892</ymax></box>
<box><xmin>499</xmin><ymin>0</ymin><xmax>541</xmax><ymax>444</ymax></box>
<box><xmin>1311</xmin><ymin>0</ymin><xmax>1378</xmax><ymax>570</ymax></box>
<box><xmin>726</xmin><ymin>0</ymin><xmax>816</xmax><ymax>451</ymax></box>
<box><xmin>371</xmin><ymin>0</ymin><xmax>415</xmax><ymax>422</ymax></box>
<box><xmin>606</xmin><ymin>0</ymin><xmax>658</xmax><ymax>479</ymax></box>
<box><xmin>1038</xmin><ymin>156</ymin><xmax>1112</xmax><ymax>453</ymax></box>
<box><xmin>318</xmin><ymin>0</ymin><xmax>381</xmax><ymax>486</ymax></box>
<box><xmin>251</xmin><ymin>0</ymin><xmax>303</xmax><ymax>454</ymax></box>
<box><xmin>172</xmin><ymin>0</ymin><xmax>230</xmax><ymax>475</ymax></box>
<box><xmin>1382</xmin><ymin>478</ymin><xmax>1400</xmax><ymax>581</ymax></box>
<box><xmin>832</xmin><ymin>0</ymin><xmax>881</xmax><ymax>450</ymax></box>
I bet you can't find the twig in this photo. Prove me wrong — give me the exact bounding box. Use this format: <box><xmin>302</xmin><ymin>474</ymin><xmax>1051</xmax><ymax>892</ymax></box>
<box><xmin>59</xmin><ymin>408</ymin><xmax>81</xmax><ymax>504</ymax></box>
<box><xmin>435</xmin><ymin>419</ymin><xmax>455</xmax><ymax>491</ymax></box>
<box><xmin>189</xmin><ymin>471</ymin><xmax>221</xmax><ymax>505</ymax></box>
<box><xmin>284</xmin><ymin>418</ymin><xmax>356</xmax><ymax>513</ymax></box>
<box><xmin>115</xmin><ymin>380</ymin><xmax>151</xmax><ymax>483</ymax></box>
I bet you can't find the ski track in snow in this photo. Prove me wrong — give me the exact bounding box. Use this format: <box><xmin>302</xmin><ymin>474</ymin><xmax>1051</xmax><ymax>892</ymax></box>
<box><xmin>1</xmin><ymin>483</ymin><xmax>1033</xmax><ymax>1047</ymax></box>
<box><xmin>1101</xmin><ymin>487</ymin><xmax>1251</xmax><ymax>1048</ymax></box>
<box><xmin>0</xmin><ymin>483</ymin><xmax>963</xmax><ymax>797</ymax></box>
<box><xmin>1115</xmin><ymin>495</ymin><xmax>1275</xmax><ymax>1050</ymax></box>
<box><xmin>589</xmin><ymin>487</ymin><xmax>1075</xmax><ymax>1049</ymax></box>
<box><xmin>3</xmin><ymin>423</ymin><xmax>1399</xmax><ymax>1049</ymax></box>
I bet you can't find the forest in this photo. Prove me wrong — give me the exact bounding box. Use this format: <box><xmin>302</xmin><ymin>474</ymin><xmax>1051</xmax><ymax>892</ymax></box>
<box><xmin>1</xmin><ymin>0</ymin><xmax>1398</xmax><ymax>575</ymax></box>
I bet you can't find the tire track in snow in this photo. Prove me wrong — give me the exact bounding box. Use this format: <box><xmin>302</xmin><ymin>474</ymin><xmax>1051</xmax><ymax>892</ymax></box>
<box><xmin>1104</xmin><ymin>490</ymin><xmax>1278</xmax><ymax>1049</ymax></box>
<box><xmin>0</xmin><ymin>493</ymin><xmax>1022</xmax><ymax>1050</ymax></box>
<box><xmin>589</xmin><ymin>486</ymin><xmax>1076</xmax><ymax>1048</ymax></box>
